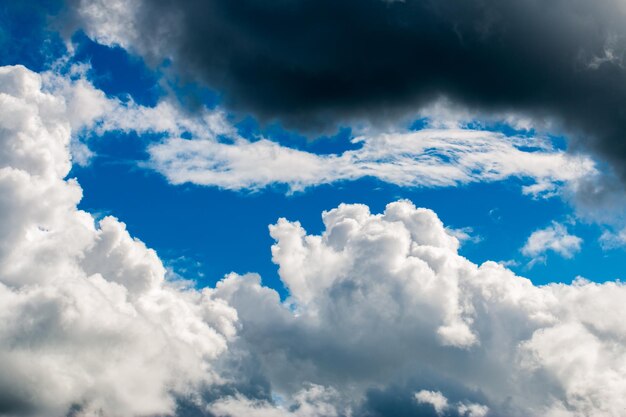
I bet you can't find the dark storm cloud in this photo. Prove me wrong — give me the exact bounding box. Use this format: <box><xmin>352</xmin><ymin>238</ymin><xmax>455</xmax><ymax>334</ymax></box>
<box><xmin>69</xmin><ymin>0</ymin><xmax>626</xmax><ymax>176</ymax></box>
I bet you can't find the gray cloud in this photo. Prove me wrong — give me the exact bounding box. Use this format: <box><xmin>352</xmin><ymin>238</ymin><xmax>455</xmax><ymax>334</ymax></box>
<box><xmin>67</xmin><ymin>0</ymin><xmax>626</xmax><ymax>180</ymax></box>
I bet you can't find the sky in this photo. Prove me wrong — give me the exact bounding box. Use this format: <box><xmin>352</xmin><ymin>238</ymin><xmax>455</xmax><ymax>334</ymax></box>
<box><xmin>2</xmin><ymin>1</ymin><xmax>626</xmax><ymax>417</ymax></box>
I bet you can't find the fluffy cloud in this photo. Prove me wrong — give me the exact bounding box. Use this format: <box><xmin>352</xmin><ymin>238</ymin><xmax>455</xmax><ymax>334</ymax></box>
<box><xmin>213</xmin><ymin>201</ymin><xmax>626</xmax><ymax>417</ymax></box>
<box><xmin>521</xmin><ymin>222</ymin><xmax>583</xmax><ymax>261</ymax></box>
<box><xmin>0</xmin><ymin>65</ymin><xmax>238</xmax><ymax>416</ymax></box>
<box><xmin>208</xmin><ymin>385</ymin><xmax>345</xmax><ymax>417</ymax></box>
<box><xmin>415</xmin><ymin>390</ymin><xmax>488</xmax><ymax>417</ymax></box>
<box><xmin>4</xmin><ymin>63</ymin><xmax>626</xmax><ymax>417</ymax></box>
<box><xmin>414</xmin><ymin>390</ymin><xmax>450</xmax><ymax>415</ymax></box>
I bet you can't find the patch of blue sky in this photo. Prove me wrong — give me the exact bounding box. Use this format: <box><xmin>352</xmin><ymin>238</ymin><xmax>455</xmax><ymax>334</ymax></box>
<box><xmin>235</xmin><ymin>117</ymin><xmax>361</xmax><ymax>154</ymax></box>
<box><xmin>162</xmin><ymin>72</ymin><xmax>223</xmax><ymax>111</ymax></box>
<box><xmin>0</xmin><ymin>0</ymin><xmax>66</xmax><ymax>70</ymax></box>
<box><xmin>408</xmin><ymin>117</ymin><xmax>430</xmax><ymax>131</ymax></box>
<box><xmin>69</xmin><ymin>31</ymin><xmax>219</xmax><ymax>113</ymax></box>
<box><xmin>77</xmin><ymin>130</ymin><xmax>155</xmax><ymax>162</ymax></box>
<box><xmin>71</xmin><ymin>32</ymin><xmax>163</xmax><ymax>106</ymax></box>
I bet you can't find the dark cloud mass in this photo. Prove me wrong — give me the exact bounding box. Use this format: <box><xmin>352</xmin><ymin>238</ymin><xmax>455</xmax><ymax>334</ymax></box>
<box><xmin>68</xmin><ymin>0</ymin><xmax>626</xmax><ymax>177</ymax></box>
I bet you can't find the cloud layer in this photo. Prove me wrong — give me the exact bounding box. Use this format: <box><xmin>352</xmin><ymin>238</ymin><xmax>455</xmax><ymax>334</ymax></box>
<box><xmin>3</xmin><ymin>64</ymin><xmax>626</xmax><ymax>417</ymax></box>
<box><xmin>148</xmin><ymin>128</ymin><xmax>593</xmax><ymax>193</ymax></box>
<box><xmin>66</xmin><ymin>0</ymin><xmax>626</xmax><ymax>182</ymax></box>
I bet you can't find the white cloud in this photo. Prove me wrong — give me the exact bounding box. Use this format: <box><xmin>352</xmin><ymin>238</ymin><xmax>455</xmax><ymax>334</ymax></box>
<box><xmin>0</xmin><ymin>65</ymin><xmax>238</xmax><ymax>417</ymax></box>
<box><xmin>209</xmin><ymin>385</ymin><xmax>345</xmax><ymax>417</ymax></box>
<box><xmin>415</xmin><ymin>390</ymin><xmax>449</xmax><ymax>415</ymax></box>
<box><xmin>67</xmin><ymin>0</ymin><xmax>139</xmax><ymax>49</ymax></box>
<box><xmin>599</xmin><ymin>227</ymin><xmax>626</xmax><ymax>249</ymax></box>
<box><xmin>415</xmin><ymin>390</ymin><xmax>489</xmax><ymax>417</ymax></box>
<box><xmin>42</xmin><ymin>64</ymin><xmax>234</xmax><ymax>141</ymax></box>
<box><xmin>148</xmin><ymin>129</ymin><xmax>595</xmax><ymax>194</ymax></box>
<box><xmin>521</xmin><ymin>222</ymin><xmax>583</xmax><ymax>260</ymax></box>
<box><xmin>5</xmin><ymin>63</ymin><xmax>626</xmax><ymax>417</ymax></box>
<box><xmin>457</xmin><ymin>403</ymin><xmax>490</xmax><ymax>417</ymax></box>
<box><xmin>446</xmin><ymin>226</ymin><xmax>482</xmax><ymax>245</ymax></box>
<box><xmin>39</xmin><ymin>61</ymin><xmax>596</xmax><ymax>196</ymax></box>
<box><xmin>213</xmin><ymin>201</ymin><xmax>626</xmax><ymax>417</ymax></box>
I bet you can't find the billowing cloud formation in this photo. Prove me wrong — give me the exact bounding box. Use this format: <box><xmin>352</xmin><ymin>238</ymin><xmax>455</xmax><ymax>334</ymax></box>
<box><xmin>67</xmin><ymin>0</ymin><xmax>626</xmax><ymax>181</ymax></box>
<box><xmin>4</xmin><ymin>64</ymin><xmax>626</xmax><ymax>417</ymax></box>
<box><xmin>0</xmin><ymin>65</ymin><xmax>238</xmax><ymax>416</ymax></box>
<box><xmin>214</xmin><ymin>201</ymin><xmax>626</xmax><ymax>417</ymax></box>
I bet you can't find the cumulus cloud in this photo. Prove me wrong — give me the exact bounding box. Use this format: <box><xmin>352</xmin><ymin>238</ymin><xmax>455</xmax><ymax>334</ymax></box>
<box><xmin>212</xmin><ymin>201</ymin><xmax>626</xmax><ymax>417</ymax></box>
<box><xmin>64</xmin><ymin>0</ymin><xmax>626</xmax><ymax>186</ymax></box>
<box><xmin>4</xmin><ymin>63</ymin><xmax>626</xmax><ymax>417</ymax></box>
<box><xmin>0</xmin><ymin>64</ymin><xmax>238</xmax><ymax>417</ymax></box>
<box><xmin>521</xmin><ymin>222</ymin><xmax>583</xmax><ymax>261</ymax></box>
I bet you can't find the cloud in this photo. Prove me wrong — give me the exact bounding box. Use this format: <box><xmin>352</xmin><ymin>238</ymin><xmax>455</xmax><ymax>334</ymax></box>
<box><xmin>0</xmin><ymin>64</ymin><xmax>238</xmax><ymax>416</ymax></box>
<box><xmin>39</xmin><ymin>61</ymin><xmax>597</xmax><ymax>196</ymax></box>
<box><xmin>414</xmin><ymin>390</ymin><xmax>449</xmax><ymax>415</ymax></box>
<box><xmin>64</xmin><ymin>0</ymin><xmax>626</xmax><ymax>184</ymax></box>
<box><xmin>208</xmin><ymin>385</ymin><xmax>345</xmax><ymax>417</ymax></box>
<box><xmin>212</xmin><ymin>201</ymin><xmax>626</xmax><ymax>417</ymax></box>
<box><xmin>415</xmin><ymin>390</ymin><xmax>488</xmax><ymax>417</ymax></box>
<box><xmin>41</xmin><ymin>62</ymin><xmax>234</xmax><ymax>139</ymax></box>
<box><xmin>599</xmin><ymin>228</ymin><xmax>626</xmax><ymax>249</ymax></box>
<box><xmin>521</xmin><ymin>222</ymin><xmax>583</xmax><ymax>261</ymax></box>
<box><xmin>4</xmin><ymin>63</ymin><xmax>626</xmax><ymax>417</ymax></box>
<box><xmin>148</xmin><ymin>128</ymin><xmax>595</xmax><ymax>193</ymax></box>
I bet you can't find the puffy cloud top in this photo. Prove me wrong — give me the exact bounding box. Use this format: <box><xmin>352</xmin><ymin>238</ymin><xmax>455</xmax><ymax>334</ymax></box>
<box><xmin>0</xmin><ymin>65</ymin><xmax>238</xmax><ymax>417</ymax></box>
<box><xmin>3</xmin><ymin>64</ymin><xmax>626</xmax><ymax>417</ymax></box>
<box><xmin>216</xmin><ymin>201</ymin><xmax>626</xmax><ymax>417</ymax></box>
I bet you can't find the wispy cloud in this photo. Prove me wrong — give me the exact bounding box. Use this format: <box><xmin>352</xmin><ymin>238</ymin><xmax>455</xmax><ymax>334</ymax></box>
<box><xmin>148</xmin><ymin>129</ymin><xmax>594</xmax><ymax>194</ymax></box>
